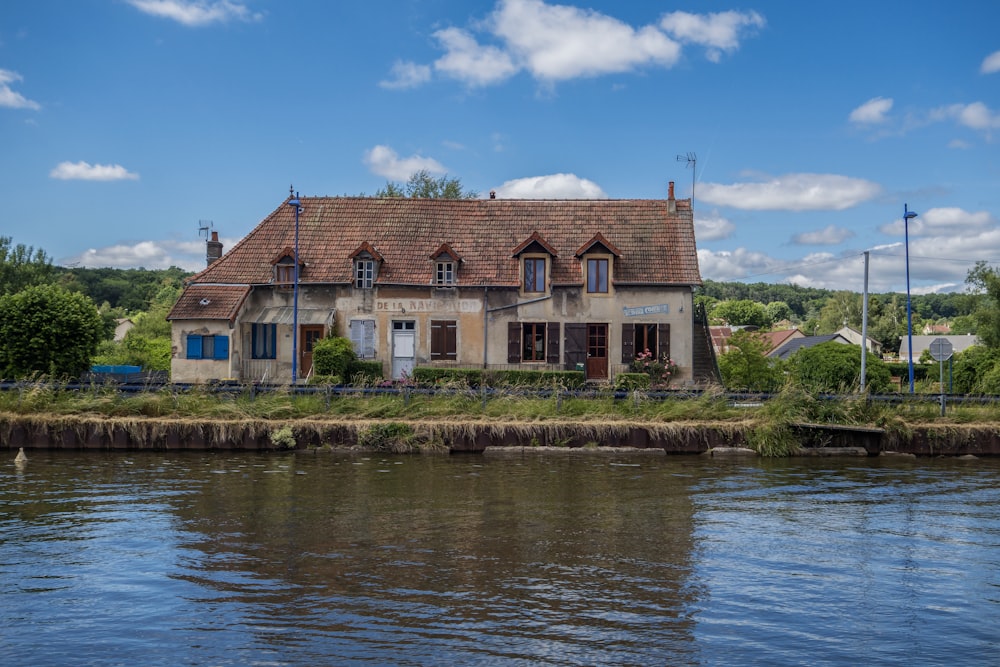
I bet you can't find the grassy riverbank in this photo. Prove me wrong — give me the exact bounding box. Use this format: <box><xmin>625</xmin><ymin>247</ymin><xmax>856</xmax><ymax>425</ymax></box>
<box><xmin>2</xmin><ymin>382</ymin><xmax>1000</xmax><ymax>456</ymax></box>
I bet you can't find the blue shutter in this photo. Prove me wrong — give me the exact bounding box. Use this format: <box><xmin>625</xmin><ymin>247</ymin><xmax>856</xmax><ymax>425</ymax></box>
<box><xmin>267</xmin><ymin>324</ymin><xmax>277</xmax><ymax>359</ymax></box>
<box><xmin>187</xmin><ymin>334</ymin><xmax>203</xmax><ymax>359</ymax></box>
<box><xmin>213</xmin><ymin>335</ymin><xmax>229</xmax><ymax>360</ymax></box>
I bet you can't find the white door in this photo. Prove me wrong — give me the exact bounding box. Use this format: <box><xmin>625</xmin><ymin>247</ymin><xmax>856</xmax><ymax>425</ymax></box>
<box><xmin>391</xmin><ymin>320</ymin><xmax>415</xmax><ymax>380</ymax></box>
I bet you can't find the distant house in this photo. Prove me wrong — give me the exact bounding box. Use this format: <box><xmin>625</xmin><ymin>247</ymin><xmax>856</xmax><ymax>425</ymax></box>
<box><xmin>168</xmin><ymin>183</ymin><xmax>716</xmax><ymax>385</ymax></box>
<box><xmin>113</xmin><ymin>318</ymin><xmax>134</xmax><ymax>342</ymax></box>
<box><xmin>922</xmin><ymin>323</ymin><xmax>952</xmax><ymax>335</ymax></box>
<box><xmin>711</xmin><ymin>326</ymin><xmax>802</xmax><ymax>357</ymax></box>
<box><xmin>899</xmin><ymin>334</ymin><xmax>980</xmax><ymax>363</ymax></box>
<box><xmin>834</xmin><ymin>326</ymin><xmax>882</xmax><ymax>356</ymax></box>
<box><xmin>770</xmin><ymin>333</ymin><xmax>851</xmax><ymax>361</ymax></box>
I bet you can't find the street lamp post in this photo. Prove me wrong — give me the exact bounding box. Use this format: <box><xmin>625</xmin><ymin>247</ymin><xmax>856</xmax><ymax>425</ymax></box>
<box><xmin>903</xmin><ymin>203</ymin><xmax>918</xmax><ymax>393</ymax></box>
<box><xmin>288</xmin><ymin>187</ymin><xmax>302</xmax><ymax>385</ymax></box>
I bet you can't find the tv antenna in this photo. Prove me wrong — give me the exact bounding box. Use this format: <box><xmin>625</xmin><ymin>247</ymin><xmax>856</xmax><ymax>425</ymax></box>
<box><xmin>198</xmin><ymin>219</ymin><xmax>214</xmax><ymax>239</ymax></box>
<box><xmin>676</xmin><ymin>152</ymin><xmax>696</xmax><ymax>207</ymax></box>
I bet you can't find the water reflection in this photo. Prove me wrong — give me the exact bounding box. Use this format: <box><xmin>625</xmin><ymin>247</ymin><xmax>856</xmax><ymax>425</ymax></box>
<box><xmin>2</xmin><ymin>451</ymin><xmax>999</xmax><ymax>665</ymax></box>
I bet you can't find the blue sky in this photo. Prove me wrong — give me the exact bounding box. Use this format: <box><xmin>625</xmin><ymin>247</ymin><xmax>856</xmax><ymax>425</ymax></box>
<box><xmin>2</xmin><ymin>0</ymin><xmax>998</xmax><ymax>294</ymax></box>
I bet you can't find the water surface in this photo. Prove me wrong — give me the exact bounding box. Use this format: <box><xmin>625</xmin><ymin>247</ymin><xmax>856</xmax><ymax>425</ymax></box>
<box><xmin>2</xmin><ymin>450</ymin><xmax>998</xmax><ymax>665</ymax></box>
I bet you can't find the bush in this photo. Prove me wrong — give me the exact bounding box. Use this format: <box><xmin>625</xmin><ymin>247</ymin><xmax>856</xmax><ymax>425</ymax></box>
<box><xmin>312</xmin><ymin>336</ymin><xmax>357</xmax><ymax>378</ymax></box>
<box><xmin>357</xmin><ymin>422</ymin><xmax>414</xmax><ymax>452</ymax></box>
<box><xmin>349</xmin><ymin>360</ymin><xmax>384</xmax><ymax>384</ymax></box>
<box><xmin>614</xmin><ymin>372</ymin><xmax>650</xmax><ymax>391</ymax></box>
<box><xmin>787</xmin><ymin>342</ymin><xmax>892</xmax><ymax>393</ymax></box>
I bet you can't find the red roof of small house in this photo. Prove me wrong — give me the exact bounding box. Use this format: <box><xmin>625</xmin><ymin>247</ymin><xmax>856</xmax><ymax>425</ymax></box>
<box><xmin>180</xmin><ymin>196</ymin><xmax>700</xmax><ymax>289</ymax></box>
<box><xmin>168</xmin><ymin>284</ymin><xmax>250</xmax><ymax>322</ymax></box>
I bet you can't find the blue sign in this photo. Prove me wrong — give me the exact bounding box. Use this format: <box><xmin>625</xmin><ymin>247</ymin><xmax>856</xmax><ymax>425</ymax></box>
<box><xmin>623</xmin><ymin>304</ymin><xmax>670</xmax><ymax>317</ymax></box>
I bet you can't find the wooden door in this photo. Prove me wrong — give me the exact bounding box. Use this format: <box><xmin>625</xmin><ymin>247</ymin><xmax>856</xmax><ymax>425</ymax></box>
<box><xmin>300</xmin><ymin>325</ymin><xmax>325</xmax><ymax>377</ymax></box>
<box><xmin>586</xmin><ymin>323</ymin><xmax>608</xmax><ymax>379</ymax></box>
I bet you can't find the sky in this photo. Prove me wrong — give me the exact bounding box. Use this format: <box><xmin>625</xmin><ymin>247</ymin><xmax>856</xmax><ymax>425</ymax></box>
<box><xmin>2</xmin><ymin>0</ymin><xmax>999</xmax><ymax>295</ymax></box>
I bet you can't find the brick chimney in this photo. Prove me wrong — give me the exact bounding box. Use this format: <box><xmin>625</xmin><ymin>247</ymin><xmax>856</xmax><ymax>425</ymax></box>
<box><xmin>206</xmin><ymin>231</ymin><xmax>223</xmax><ymax>266</ymax></box>
<box><xmin>668</xmin><ymin>180</ymin><xmax>676</xmax><ymax>214</ymax></box>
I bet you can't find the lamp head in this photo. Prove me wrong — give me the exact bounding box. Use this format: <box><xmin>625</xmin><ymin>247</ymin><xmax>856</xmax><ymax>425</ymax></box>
<box><xmin>904</xmin><ymin>211</ymin><xmax>918</xmax><ymax>220</ymax></box>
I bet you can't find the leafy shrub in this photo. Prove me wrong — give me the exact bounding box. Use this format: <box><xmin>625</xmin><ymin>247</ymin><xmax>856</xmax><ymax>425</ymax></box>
<box><xmin>312</xmin><ymin>336</ymin><xmax>357</xmax><ymax>378</ymax></box>
<box><xmin>787</xmin><ymin>342</ymin><xmax>892</xmax><ymax>393</ymax></box>
<box><xmin>614</xmin><ymin>372</ymin><xmax>650</xmax><ymax>390</ymax></box>
<box><xmin>269</xmin><ymin>425</ymin><xmax>296</xmax><ymax>450</ymax></box>
<box><xmin>629</xmin><ymin>349</ymin><xmax>678</xmax><ymax>388</ymax></box>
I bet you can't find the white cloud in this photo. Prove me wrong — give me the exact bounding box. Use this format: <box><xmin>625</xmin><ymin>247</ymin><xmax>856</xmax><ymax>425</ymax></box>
<box><xmin>64</xmin><ymin>238</ymin><xmax>225</xmax><ymax>271</ymax></box>
<box><xmin>694</xmin><ymin>211</ymin><xmax>736</xmax><ymax>241</ymax></box>
<box><xmin>126</xmin><ymin>0</ymin><xmax>262</xmax><ymax>27</ymax></box>
<box><xmin>981</xmin><ymin>50</ymin><xmax>1000</xmax><ymax>74</ymax></box>
<box><xmin>849</xmin><ymin>97</ymin><xmax>893</xmax><ymax>124</ymax></box>
<box><xmin>659</xmin><ymin>10</ymin><xmax>765</xmax><ymax>63</ymax></box>
<box><xmin>696</xmin><ymin>247</ymin><xmax>785</xmax><ymax>282</ymax></box>
<box><xmin>791</xmin><ymin>225</ymin><xmax>855</xmax><ymax>246</ymax></box>
<box><xmin>363</xmin><ymin>145</ymin><xmax>447</xmax><ymax>181</ymax></box>
<box><xmin>490</xmin><ymin>0</ymin><xmax>681</xmax><ymax>81</ymax></box>
<box><xmin>50</xmin><ymin>161</ymin><xmax>139</xmax><ymax>181</ymax></box>
<box><xmin>493</xmin><ymin>173</ymin><xmax>606</xmax><ymax>198</ymax></box>
<box><xmin>387</xmin><ymin>1</ymin><xmax>763</xmax><ymax>88</ymax></box>
<box><xmin>432</xmin><ymin>27</ymin><xmax>519</xmax><ymax>86</ymax></box>
<box><xmin>379</xmin><ymin>61</ymin><xmax>432</xmax><ymax>89</ymax></box>
<box><xmin>0</xmin><ymin>69</ymin><xmax>41</xmax><ymax>110</ymax></box>
<box><xmin>699</xmin><ymin>173</ymin><xmax>882</xmax><ymax>211</ymax></box>
<box><xmin>879</xmin><ymin>206</ymin><xmax>996</xmax><ymax>237</ymax></box>
<box><xmin>930</xmin><ymin>101</ymin><xmax>1000</xmax><ymax>131</ymax></box>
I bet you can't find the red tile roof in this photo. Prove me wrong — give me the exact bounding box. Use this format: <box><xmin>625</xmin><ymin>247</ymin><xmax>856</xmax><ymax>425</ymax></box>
<box><xmin>183</xmin><ymin>196</ymin><xmax>700</xmax><ymax>289</ymax></box>
<box><xmin>168</xmin><ymin>284</ymin><xmax>250</xmax><ymax>321</ymax></box>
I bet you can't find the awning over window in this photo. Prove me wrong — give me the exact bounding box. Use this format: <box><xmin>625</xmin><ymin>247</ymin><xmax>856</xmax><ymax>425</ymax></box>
<box><xmin>243</xmin><ymin>307</ymin><xmax>334</xmax><ymax>326</ymax></box>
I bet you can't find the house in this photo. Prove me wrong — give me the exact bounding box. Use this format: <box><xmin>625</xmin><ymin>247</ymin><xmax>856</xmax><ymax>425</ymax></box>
<box><xmin>710</xmin><ymin>326</ymin><xmax>802</xmax><ymax>357</ymax></box>
<box><xmin>770</xmin><ymin>333</ymin><xmax>851</xmax><ymax>361</ymax></box>
<box><xmin>899</xmin><ymin>334</ymin><xmax>980</xmax><ymax>363</ymax></box>
<box><xmin>167</xmin><ymin>182</ymin><xmax>709</xmax><ymax>385</ymax></box>
<box><xmin>834</xmin><ymin>326</ymin><xmax>882</xmax><ymax>356</ymax></box>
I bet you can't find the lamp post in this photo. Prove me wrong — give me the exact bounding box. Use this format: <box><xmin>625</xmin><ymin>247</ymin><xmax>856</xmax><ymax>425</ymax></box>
<box><xmin>903</xmin><ymin>203</ymin><xmax>918</xmax><ymax>393</ymax></box>
<box><xmin>288</xmin><ymin>187</ymin><xmax>301</xmax><ymax>385</ymax></box>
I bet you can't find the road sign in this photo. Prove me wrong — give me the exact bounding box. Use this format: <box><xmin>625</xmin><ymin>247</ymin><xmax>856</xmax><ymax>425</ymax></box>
<box><xmin>928</xmin><ymin>337</ymin><xmax>953</xmax><ymax>362</ymax></box>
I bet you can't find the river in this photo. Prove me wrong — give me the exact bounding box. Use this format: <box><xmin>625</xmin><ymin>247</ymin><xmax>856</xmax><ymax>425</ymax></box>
<box><xmin>2</xmin><ymin>450</ymin><xmax>998</xmax><ymax>665</ymax></box>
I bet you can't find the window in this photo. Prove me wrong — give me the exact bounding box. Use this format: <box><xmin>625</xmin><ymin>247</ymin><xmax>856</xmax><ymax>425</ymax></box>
<box><xmin>522</xmin><ymin>322</ymin><xmax>546</xmax><ymax>362</ymax></box>
<box><xmin>524</xmin><ymin>257</ymin><xmax>546</xmax><ymax>293</ymax></box>
<box><xmin>350</xmin><ymin>319</ymin><xmax>376</xmax><ymax>359</ymax></box>
<box><xmin>275</xmin><ymin>263</ymin><xmax>294</xmax><ymax>287</ymax></box>
<box><xmin>435</xmin><ymin>261</ymin><xmax>455</xmax><ymax>286</ymax></box>
<box><xmin>355</xmin><ymin>259</ymin><xmax>374</xmax><ymax>288</ymax></box>
<box><xmin>587</xmin><ymin>258</ymin><xmax>609</xmax><ymax>293</ymax></box>
<box><xmin>251</xmin><ymin>324</ymin><xmax>276</xmax><ymax>360</ymax></box>
<box><xmin>621</xmin><ymin>323</ymin><xmax>670</xmax><ymax>364</ymax></box>
<box><xmin>430</xmin><ymin>320</ymin><xmax>457</xmax><ymax>360</ymax></box>
<box><xmin>186</xmin><ymin>334</ymin><xmax>229</xmax><ymax>360</ymax></box>
<box><xmin>634</xmin><ymin>324</ymin><xmax>657</xmax><ymax>358</ymax></box>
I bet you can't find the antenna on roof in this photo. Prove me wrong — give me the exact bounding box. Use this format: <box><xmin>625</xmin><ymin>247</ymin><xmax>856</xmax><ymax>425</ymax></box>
<box><xmin>198</xmin><ymin>220</ymin><xmax>214</xmax><ymax>239</ymax></box>
<box><xmin>676</xmin><ymin>152</ymin><xmax>696</xmax><ymax>208</ymax></box>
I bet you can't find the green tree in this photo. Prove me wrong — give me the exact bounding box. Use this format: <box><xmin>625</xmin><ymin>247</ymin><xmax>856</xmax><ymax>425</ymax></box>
<box><xmin>951</xmin><ymin>344</ymin><xmax>999</xmax><ymax>393</ymax></box>
<box><xmin>718</xmin><ymin>330</ymin><xmax>783</xmax><ymax>391</ymax></box>
<box><xmin>0</xmin><ymin>236</ymin><xmax>55</xmax><ymax>296</ymax></box>
<box><xmin>376</xmin><ymin>170</ymin><xmax>479</xmax><ymax>199</ymax></box>
<box><xmin>765</xmin><ymin>301</ymin><xmax>794</xmax><ymax>325</ymax></box>
<box><xmin>712</xmin><ymin>299</ymin><xmax>769</xmax><ymax>327</ymax></box>
<box><xmin>0</xmin><ymin>284</ymin><xmax>103</xmax><ymax>378</ymax></box>
<box><xmin>966</xmin><ymin>261</ymin><xmax>1000</xmax><ymax>349</ymax></box>
<box><xmin>786</xmin><ymin>341</ymin><xmax>891</xmax><ymax>393</ymax></box>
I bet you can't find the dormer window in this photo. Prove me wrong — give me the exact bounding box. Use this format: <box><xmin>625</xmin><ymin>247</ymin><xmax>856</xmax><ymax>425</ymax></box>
<box><xmin>524</xmin><ymin>258</ymin><xmax>546</xmax><ymax>293</ymax></box>
<box><xmin>270</xmin><ymin>247</ymin><xmax>299</xmax><ymax>290</ymax></box>
<box><xmin>431</xmin><ymin>243</ymin><xmax>461</xmax><ymax>287</ymax></box>
<box><xmin>576</xmin><ymin>233</ymin><xmax>620</xmax><ymax>297</ymax></box>
<box><xmin>512</xmin><ymin>232</ymin><xmax>557</xmax><ymax>296</ymax></box>
<box><xmin>355</xmin><ymin>258</ymin><xmax>375</xmax><ymax>288</ymax></box>
<box><xmin>436</xmin><ymin>261</ymin><xmax>455</xmax><ymax>286</ymax></box>
<box><xmin>349</xmin><ymin>242</ymin><xmax>384</xmax><ymax>290</ymax></box>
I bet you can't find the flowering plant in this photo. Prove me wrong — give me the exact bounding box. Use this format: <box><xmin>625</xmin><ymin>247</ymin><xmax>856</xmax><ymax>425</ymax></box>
<box><xmin>629</xmin><ymin>348</ymin><xmax>678</xmax><ymax>388</ymax></box>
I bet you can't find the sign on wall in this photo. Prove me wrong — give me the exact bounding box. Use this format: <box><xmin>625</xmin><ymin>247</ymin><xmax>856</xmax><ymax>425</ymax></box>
<box><xmin>623</xmin><ymin>304</ymin><xmax>670</xmax><ymax>317</ymax></box>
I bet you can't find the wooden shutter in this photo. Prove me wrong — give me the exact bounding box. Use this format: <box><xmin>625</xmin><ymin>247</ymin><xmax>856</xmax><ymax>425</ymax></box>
<box><xmin>621</xmin><ymin>323</ymin><xmax>634</xmax><ymax>363</ymax></box>
<box><xmin>186</xmin><ymin>334</ymin><xmax>202</xmax><ymax>359</ymax></box>
<box><xmin>546</xmin><ymin>322</ymin><xmax>560</xmax><ymax>364</ymax></box>
<box><xmin>431</xmin><ymin>320</ymin><xmax>457</xmax><ymax>360</ymax></box>
<box><xmin>507</xmin><ymin>322</ymin><xmax>521</xmax><ymax>363</ymax></box>
<box><xmin>564</xmin><ymin>323</ymin><xmax>587</xmax><ymax>371</ymax></box>
<box><xmin>658</xmin><ymin>323</ymin><xmax>671</xmax><ymax>361</ymax></box>
<box><xmin>213</xmin><ymin>335</ymin><xmax>229</xmax><ymax>360</ymax></box>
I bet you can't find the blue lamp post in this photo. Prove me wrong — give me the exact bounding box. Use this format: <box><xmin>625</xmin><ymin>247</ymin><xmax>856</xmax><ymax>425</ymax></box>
<box><xmin>903</xmin><ymin>203</ymin><xmax>918</xmax><ymax>393</ymax></box>
<box><xmin>288</xmin><ymin>187</ymin><xmax>302</xmax><ymax>385</ymax></box>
